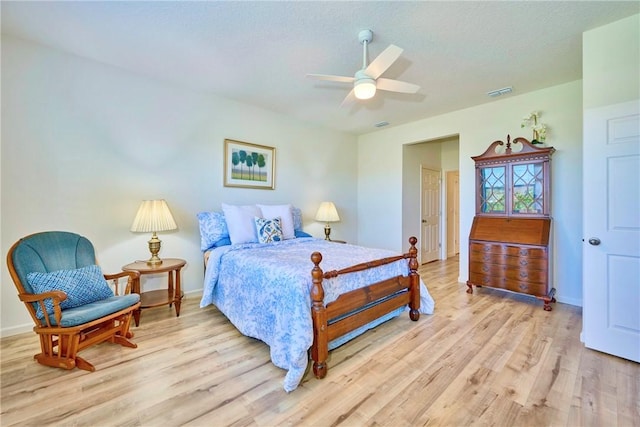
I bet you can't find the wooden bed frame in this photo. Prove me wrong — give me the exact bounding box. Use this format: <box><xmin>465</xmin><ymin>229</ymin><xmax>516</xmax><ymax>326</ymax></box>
<box><xmin>309</xmin><ymin>236</ymin><xmax>421</xmax><ymax>379</ymax></box>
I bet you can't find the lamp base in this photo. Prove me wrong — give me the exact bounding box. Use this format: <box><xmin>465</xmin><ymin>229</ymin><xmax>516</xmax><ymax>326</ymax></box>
<box><xmin>324</xmin><ymin>224</ymin><xmax>332</xmax><ymax>241</ymax></box>
<box><xmin>147</xmin><ymin>233</ymin><xmax>164</xmax><ymax>266</ymax></box>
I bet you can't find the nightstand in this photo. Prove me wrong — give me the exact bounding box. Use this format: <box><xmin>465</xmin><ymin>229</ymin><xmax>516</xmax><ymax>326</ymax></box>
<box><xmin>122</xmin><ymin>258</ymin><xmax>186</xmax><ymax>326</ymax></box>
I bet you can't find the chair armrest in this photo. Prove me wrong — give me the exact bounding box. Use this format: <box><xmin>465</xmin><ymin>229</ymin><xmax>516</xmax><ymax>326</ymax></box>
<box><xmin>104</xmin><ymin>270</ymin><xmax>140</xmax><ymax>296</ymax></box>
<box><xmin>19</xmin><ymin>290</ymin><xmax>67</xmax><ymax>304</ymax></box>
<box><xmin>19</xmin><ymin>291</ymin><xmax>67</xmax><ymax>326</ymax></box>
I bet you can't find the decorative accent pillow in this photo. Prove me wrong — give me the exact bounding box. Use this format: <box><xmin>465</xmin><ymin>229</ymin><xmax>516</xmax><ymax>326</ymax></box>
<box><xmin>254</xmin><ymin>216</ymin><xmax>283</xmax><ymax>243</ymax></box>
<box><xmin>27</xmin><ymin>265</ymin><xmax>114</xmax><ymax>320</ymax></box>
<box><xmin>221</xmin><ymin>203</ymin><xmax>262</xmax><ymax>244</ymax></box>
<box><xmin>197</xmin><ymin>211</ymin><xmax>230</xmax><ymax>251</ymax></box>
<box><xmin>258</xmin><ymin>204</ymin><xmax>295</xmax><ymax>240</ymax></box>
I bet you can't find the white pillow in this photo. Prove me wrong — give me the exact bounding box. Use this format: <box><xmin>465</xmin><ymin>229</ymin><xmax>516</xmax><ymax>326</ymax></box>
<box><xmin>221</xmin><ymin>203</ymin><xmax>262</xmax><ymax>244</ymax></box>
<box><xmin>257</xmin><ymin>204</ymin><xmax>295</xmax><ymax>240</ymax></box>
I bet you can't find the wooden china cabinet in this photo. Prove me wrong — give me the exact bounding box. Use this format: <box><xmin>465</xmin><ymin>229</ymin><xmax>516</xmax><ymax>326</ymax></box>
<box><xmin>467</xmin><ymin>135</ymin><xmax>556</xmax><ymax>310</ymax></box>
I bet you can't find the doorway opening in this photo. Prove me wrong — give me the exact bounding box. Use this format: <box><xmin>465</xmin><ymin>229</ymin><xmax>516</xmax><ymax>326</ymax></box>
<box><xmin>402</xmin><ymin>135</ymin><xmax>460</xmax><ymax>264</ymax></box>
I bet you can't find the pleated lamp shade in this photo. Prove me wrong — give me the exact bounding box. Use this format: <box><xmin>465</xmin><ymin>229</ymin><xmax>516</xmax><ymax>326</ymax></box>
<box><xmin>130</xmin><ymin>200</ymin><xmax>177</xmax><ymax>233</ymax></box>
<box><xmin>131</xmin><ymin>199</ymin><xmax>177</xmax><ymax>265</ymax></box>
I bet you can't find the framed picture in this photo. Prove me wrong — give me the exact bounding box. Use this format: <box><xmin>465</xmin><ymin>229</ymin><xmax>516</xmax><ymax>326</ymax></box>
<box><xmin>224</xmin><ymin>139</ymin><xmax>275</xmax><ymax>189</ymax></box>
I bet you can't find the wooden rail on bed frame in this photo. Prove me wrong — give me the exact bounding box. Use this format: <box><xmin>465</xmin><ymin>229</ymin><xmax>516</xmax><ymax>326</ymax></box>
<box><xmin>310</xmin><ymin>236</ymin><xmax>420</xmax><ymax>379</ymax></box>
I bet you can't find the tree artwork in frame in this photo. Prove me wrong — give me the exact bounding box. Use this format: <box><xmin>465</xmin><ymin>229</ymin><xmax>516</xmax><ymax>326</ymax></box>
<box><xmin>224</xmin><ymin>139</ymin><xmax>275</xmax><ymax>189</ymax></box>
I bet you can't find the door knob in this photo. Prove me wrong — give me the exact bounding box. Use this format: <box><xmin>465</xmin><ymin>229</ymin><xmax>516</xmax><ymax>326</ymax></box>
<box><xmin>588</xmin><ymin>237</ymin><xmax>601</xmax><ymax>246</ymax></box>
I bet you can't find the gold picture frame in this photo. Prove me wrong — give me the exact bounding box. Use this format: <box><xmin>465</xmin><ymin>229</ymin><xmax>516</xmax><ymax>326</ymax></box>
<box><xmin>223</xmin><ymin>139</ymin><xmax>275</xmax><ymax>189</ymax></box>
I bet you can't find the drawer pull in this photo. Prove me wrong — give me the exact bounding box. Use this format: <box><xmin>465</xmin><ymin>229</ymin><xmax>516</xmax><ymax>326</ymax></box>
<box><xmin>520</xmin><ymin>259</ymin><xmax>528</xmax><ymax>266</ymax></box>
<box><xmin>482</xmin><ymin>265</ymin><xmax>489</xmax><ymax>273</ymax></box>
<box><xmin>519</xmin><ymin>249</ymin><xmax>529</xmax><ymax>256</ymax></box>
<box><xmin>520</xmin><ymin>271</ymin><xmax>528</xmax><ymax>279</ymax></box>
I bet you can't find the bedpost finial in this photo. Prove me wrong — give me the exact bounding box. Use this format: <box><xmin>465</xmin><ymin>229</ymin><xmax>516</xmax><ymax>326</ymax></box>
<box><xmin>311</xmin><ymin>251</ymin><xmax>322</xmax><ymax>266</ymax></box>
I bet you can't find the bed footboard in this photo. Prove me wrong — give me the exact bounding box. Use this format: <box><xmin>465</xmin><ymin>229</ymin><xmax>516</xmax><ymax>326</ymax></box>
<box><xmin>310</xmin><ymin>236</ymin><xmax>420</xmax><ymax>379</ymax></box>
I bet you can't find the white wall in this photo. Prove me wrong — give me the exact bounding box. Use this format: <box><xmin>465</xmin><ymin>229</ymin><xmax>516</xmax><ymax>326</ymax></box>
<box><xmin>1</xmin><ymin>36</ymin><xmax>358</xmax><ymax>337</ymax></box>
<box><xmin>358</xmin><ymin>81</ymin><xmax>584</xmax><ymax>306</ymax></box>
<box><xmin>583</xmin><ymin>14</ymin><xmax>640</xmax><ymax>109</ymax></box>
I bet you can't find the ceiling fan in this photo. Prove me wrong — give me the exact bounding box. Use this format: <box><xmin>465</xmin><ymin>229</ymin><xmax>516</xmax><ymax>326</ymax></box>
<box><xmin>306</xmin><ymin>29</ymin><xmax>420</xmax><ymax>107</ymax></box>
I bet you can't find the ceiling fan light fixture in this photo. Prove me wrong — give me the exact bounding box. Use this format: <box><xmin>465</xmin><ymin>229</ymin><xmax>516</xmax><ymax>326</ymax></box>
<box><xmin>354</xmin><ymin>78</ymin><xmax>376</xmax><ymax>100</ymax></box>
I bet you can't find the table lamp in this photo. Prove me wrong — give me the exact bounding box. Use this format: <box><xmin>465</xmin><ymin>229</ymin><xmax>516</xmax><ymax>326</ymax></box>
<box><xmin>130</xmin><ymin>199</ymin><xmax>178</xmax><ymax>265</ymax></box>
<box><xmin>315</xmin><ymin>201</ymin><xmax>340</xmax><ymax>241</ymax></box>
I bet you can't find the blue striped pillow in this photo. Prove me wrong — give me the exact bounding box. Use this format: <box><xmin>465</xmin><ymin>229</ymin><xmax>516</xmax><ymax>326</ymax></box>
<box><xmin>27</xmin><ymin>265</ymin><xmax>114</xmax><ymax>319</ymax></box>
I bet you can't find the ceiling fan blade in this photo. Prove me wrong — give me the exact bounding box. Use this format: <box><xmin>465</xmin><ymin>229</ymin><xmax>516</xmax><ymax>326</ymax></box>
<box><xmin>365</xmin><ymin>45</ymin><xmax>403</xmax><ymax>80</ymax></box>
<box><xmin>340</xmin><ymin>89</ymin><xmax>357</xmax><ymax>108</ymax></box>
<box><xmin>306</xmin><ymin>74</ymin><xmax>355</xmax><ymax>83</ymax></box>
<box><xmin>376</xmin><ymin>78</ymin><xmax>420</xmax><ymax>94</ymax></box>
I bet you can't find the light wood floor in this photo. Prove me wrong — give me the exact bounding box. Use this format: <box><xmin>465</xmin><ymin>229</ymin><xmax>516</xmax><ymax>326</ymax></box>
<box><xmin>2</xmin><ymin>256</ymin><xmax>638</xmax><ymax>426</ymax></box>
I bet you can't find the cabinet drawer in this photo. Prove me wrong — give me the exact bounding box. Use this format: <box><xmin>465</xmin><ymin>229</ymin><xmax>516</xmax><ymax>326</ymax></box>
<box><xmin>504</xmin><ymin>280</ymin><xmax>548</xmax><ymax>297</ymax></box>
<box><xmin>470</xmin><ymin>242</ymin><xmax>507</xmax><ymax>255</ymax></box>
<box><xmin>503</xmin><ymin>255</ymin><xmax>547</xmax><ymax>270</ymax></box>
<box><xmin>470</xmin><ymin>253</ymin><xmax>548</xmax><ymax>270</ymax></box>
<box><xmin>469</xmin><ymin>261</ymin><xmax>506</xmax><ymax>277</ymax></box>
<box><xmin>470</xmin><ymin>259</ymin><xmax>547</xmax><ymax>278</ymax></box>
<box><xmin>469</xmin><ymin>273</ymin><xmax>548</xmax><ymax>297</ymax></box>
<box><xmin>469</xmin><ymin>250</ymin><xmax>507</xmax><ymax>265</ymax></box>
<box><xmin>505</xmin><ymin>268</ymin><xmax>547</xmax><ymax>284</ymax></box>
<box><xmin>469</xmin><ymin>272</ymin><xmax>507</xmax><ymax>289</ymax></box>
<box><xmin>470</xmin><ymin>242</ymin><xmax>546</xmax><ymax>259</ymax></box>
<box><xmin>504</xmin><ymin>246</ymin><xmax>546</xmax><ymax>259</ymax></box>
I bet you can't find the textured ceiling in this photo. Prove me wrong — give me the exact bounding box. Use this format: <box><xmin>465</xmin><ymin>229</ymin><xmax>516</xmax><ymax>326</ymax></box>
<box><xmin>2</xmin><ymin>1</ymin><xmax>639</xmax><ymax>135</ymax></box>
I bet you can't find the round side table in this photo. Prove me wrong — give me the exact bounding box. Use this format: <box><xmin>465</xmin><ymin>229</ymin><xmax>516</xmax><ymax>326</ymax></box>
<box><xmin>122</xmin><ymin>258</ymin><xmax>186</xmax><ymax>326</ymax></box>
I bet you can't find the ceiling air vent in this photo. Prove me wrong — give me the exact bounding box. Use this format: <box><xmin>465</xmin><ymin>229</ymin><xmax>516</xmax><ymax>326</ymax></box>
<box><xmin>487</xmin><ymin>86</ymin><xmax>513</xmax><ymax>97</ymax></box>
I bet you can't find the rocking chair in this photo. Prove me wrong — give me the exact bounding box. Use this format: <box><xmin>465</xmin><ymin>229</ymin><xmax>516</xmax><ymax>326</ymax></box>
<box><xmin>6</xmin><ymin>231</ymin><xmax>141</xmax><ymax>371</ymax></box>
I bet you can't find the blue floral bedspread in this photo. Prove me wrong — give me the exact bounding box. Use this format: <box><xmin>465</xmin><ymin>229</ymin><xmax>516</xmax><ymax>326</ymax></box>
<box><xmin>200</xmin><ymin>237</ymin><xmax>435</xmax><ymax>392</ymax></box>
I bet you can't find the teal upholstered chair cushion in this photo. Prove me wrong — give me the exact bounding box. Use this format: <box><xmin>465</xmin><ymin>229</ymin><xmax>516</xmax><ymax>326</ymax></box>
<box><xmin>10</xmin><ymin>231</ymin><xmax>97</xmax><ymax>295</ymax></box>
<box><xmin>54</xmin><ymin>294</ymin><xmax>140</xmax><ymax>327</ymax></box>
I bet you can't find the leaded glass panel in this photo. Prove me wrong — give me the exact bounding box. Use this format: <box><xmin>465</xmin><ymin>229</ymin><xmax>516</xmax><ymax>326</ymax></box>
<box><xmin>512</xmin><ymin>163</ymin><xmax>544</xmax><ymax>214</ymax></box>
<box><xmin>480</xmin><ymin>166</ymin><xmax>506</xmax><ymax>213</ymax></box>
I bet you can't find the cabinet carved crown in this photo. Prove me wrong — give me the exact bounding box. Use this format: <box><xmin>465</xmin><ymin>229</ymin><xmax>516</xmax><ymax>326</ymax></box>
<box><xmin>472</xmin><ymin>135</ymin><xmax>555</xmax><ymax>217</ymax></box>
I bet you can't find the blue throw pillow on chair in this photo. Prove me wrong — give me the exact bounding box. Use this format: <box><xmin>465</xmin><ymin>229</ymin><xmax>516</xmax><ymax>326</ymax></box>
<box><xmin>27</xmin><ymin>265</ymin><xmax>114</xmax><ymax>320</ymax></box>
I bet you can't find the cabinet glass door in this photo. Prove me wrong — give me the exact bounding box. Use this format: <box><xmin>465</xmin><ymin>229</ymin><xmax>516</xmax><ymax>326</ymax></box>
<box><xmin>479</xmin><ymin>166</ymin><xmax>506</xmax><ymax>213</ymax></box>
<box><xmin>512</xmin><ymin>162</ymin><xmax>544</xmax><ymax>214</ymax></box>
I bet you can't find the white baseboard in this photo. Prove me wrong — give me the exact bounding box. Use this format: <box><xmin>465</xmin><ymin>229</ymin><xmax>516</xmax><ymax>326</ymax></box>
<box><xmin>556</xmin><ymin>295</ymin><xmax>582</xmax><ymax>307</ymax></box>
<box><xmin>1</xmin><ymin>323</ymin><xmax>33</xmax><ymax>339</ymax></box>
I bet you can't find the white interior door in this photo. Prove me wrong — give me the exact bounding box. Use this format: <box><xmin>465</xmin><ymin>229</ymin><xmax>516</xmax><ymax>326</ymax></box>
<box><xmin>583</xmin><ymin>100</ymin><xmax>640</xmax><ymax>363</ymax></box>
<box><xmin>421</xmin><ymin>167</ymin><xmax>440</xmax><ymax>263</ymax></box>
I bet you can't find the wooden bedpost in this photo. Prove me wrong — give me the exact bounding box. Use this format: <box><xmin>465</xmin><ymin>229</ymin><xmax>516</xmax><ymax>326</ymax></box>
<box><xmin>310</xmin><ymin>251</ymin><xmax>328</xmax><ymax>379</ymax></box>
<box><xmin>408</xmin><ymin>236</ymin><xmax>420</xmax><ymax>321</ymax></box>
